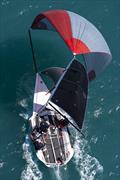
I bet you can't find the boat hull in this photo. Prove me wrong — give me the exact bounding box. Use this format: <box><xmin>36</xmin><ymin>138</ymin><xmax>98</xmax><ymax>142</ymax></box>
<box><xmin>30</xmin><ymin>114</ymin><xmax>74</xmax><ymax>167</ymax></box>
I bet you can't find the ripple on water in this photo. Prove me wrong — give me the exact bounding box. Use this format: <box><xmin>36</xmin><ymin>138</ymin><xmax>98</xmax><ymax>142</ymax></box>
<box><xmin>1</xmin><ymin>0</ymin><xmax>9</xmax><ymax>6</ymax></box>
<box><xmin>0</xmin><ymin>161</ymin><xmax>5</xmax><ymax>169</ymax></box>
<box><xmin>94</xmin><ymin>108</ymin><xmax>103</xmax><ymax>118</ymax></box>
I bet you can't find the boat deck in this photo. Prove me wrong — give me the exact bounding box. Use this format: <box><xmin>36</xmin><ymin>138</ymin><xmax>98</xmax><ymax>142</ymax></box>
<box><xmin>42</xmin><ymin>125</ymin><xmax>66</xmax><ymax>164</ymax></box>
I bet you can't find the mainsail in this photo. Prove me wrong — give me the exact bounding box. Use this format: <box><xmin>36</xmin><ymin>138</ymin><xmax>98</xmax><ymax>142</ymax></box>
<box><xmin>41</xmin><ymin>67</ymin><xmax>64</xmax><ymax>84</ymax></box>
<box><xmin>50</xmin><ymin>59</ymin><xmax>88</xmax><ymax>129</ymax></box>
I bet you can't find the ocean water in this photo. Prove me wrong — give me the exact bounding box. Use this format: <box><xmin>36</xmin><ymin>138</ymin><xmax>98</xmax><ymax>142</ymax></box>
<box><xmin>0</xmin><ymin>0</ymin><xmax>120</xmax><ymax>180</ymax></box>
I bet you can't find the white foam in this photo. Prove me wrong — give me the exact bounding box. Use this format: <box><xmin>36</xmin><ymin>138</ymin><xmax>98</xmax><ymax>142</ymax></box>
<box><xmin>116</xmin><ymin>104</ymin><xmax>120</xmax><ymax>111</ymax></box>
<box><xmin>100</xmin><ymin>98</ymin><xmax>104</xmax><ymax>102</ymax></box>
<box><xmin>18</xmin><ymin>99</ymin><xmax>28</xmax><ymax>108</ymax></box>
<box><xmin>19</xmin><ymin>10</ymin><xmax>24</xmax><ymax>16</ymax></box>
<box><xmin>94</xmin><ymin>108</ymin><xmax>102</xmax><ymax>118</ymax></box>
<box><xmin>0</xmin><ymin>161</ymin><xmax>4</xmax><ymax>168</ymax></box>
<box><xmin>115</xmin><ymin>154</ymin><xmax>119</xmax><ymax>159</ymax></box>
<box><xmin>90</xmin><ymin>136</ymin><xmax>98</xmax><ymax>144</ymax></box>
<box><xmin>19</xmin><ymin>9</ymin><xmax>28</xmax><ymax>16</ymax></box>
<box><xmin>18</xmin><ymin>98</ymin><xmax>29</xmax><ymax>120</ymax></box>
<box><xmin>21</xmin><ymin>124</ymin><xmax>27</xmax><ymax>133</ymax></box>
<box><xmin>109</xmin><ymin>171</ymin><xmax>114</xmax><ymax>177</ymax></box>
<box><xmin>21</xmin><ymin>135</ymin><xmax>43</xmax><ymax>180</ymax></box>
<box><xmin>18</xmin><ymin>5</ymin><xmax>35</xmax><ymax>16</ymax></box>
<box><xmin>49</xmin><ymin>5</ymin><xmax>52</xmax><ymax>8</ymax></box>
<box><xmin>19</xmin><ymin>113</ymin><xmax>29</xmax><ymax>120</ymax></box>
<box><xmin>73</xmin><ymin>132</ymin><xmax>103</xmax><ymax>180</ymax></box>
<box><xmin>108</xmin><ymin>108</ymin><xmax>113</xmax><ymax>114</ymax></box>
<box><xmin>53</xmin><ymin>166</ymin><xmax>62</xmax><ymax>180</ymax></box>
<box><xmin>1</xmin><ymin>0</ymin><xmax>9</xmax><ymax>6</ymax></box>
<box><xmin>29</xmin><ymin>5</ymin><xmax>32</xmax><ymax>9</ymax></box>
<box><xmin>100</xmin><ymin>85</ymin><xmax>104</xmax><ymax>89</ymax></box>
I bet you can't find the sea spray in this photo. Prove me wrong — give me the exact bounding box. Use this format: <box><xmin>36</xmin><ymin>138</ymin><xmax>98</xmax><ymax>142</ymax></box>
<box><xmin>51</xmin><ymin>164</ymin><xmax>69</xmax><ymax>180</ymax></box>
<box><xmin>21</xmin><ymin>135</ymin><xmax>43</xmax><ymax>180</ymax></box>
<box><xmin>73</xmin><ymin>132</ymin><xmax>103</xmax><ymax>180</ymax></box>
<box><xmin>18</xmin><ymin>98</ymin><xmax>43</xmax><ymax>179</ymax></box>
<box><xmin>53</xmin><ymin>166</ymin><xmax>62</xmax><ymax>180</ymax></box>
<box><xmin>0</xmin><ymin>161</ymin><xmax>4</xmax><ymax>169</ymax></box>
<box><xmin>17</xmin><ymin>78</ymin><xmax>43</xmax><ymax>180</ymax></box>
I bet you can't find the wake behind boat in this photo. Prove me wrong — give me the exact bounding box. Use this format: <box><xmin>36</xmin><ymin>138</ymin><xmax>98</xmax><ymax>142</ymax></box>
<box><xmin>28</xmin><ymin>10</ymin><xmax>112</xmax><ymax>167</ymax></box>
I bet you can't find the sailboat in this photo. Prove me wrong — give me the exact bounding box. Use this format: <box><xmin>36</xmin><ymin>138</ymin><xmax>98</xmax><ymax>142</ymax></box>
<box><xmin>28</xmin><ymin>10</ymin><xmax>112</xmax><ymax>167</ymax></box>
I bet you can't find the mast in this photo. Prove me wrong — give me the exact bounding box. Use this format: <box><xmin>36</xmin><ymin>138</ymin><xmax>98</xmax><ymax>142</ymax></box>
<box><xmin>28</xmin><ymin>29</ymin><xmax>38</xmax><ymax>73</ymax></box>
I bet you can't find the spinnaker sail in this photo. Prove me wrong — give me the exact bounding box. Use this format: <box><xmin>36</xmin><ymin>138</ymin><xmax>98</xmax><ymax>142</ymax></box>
<box><xmin>30</xmin><ymin>10</ymin><xmax>112</xmax><ymax>80</ymax></box>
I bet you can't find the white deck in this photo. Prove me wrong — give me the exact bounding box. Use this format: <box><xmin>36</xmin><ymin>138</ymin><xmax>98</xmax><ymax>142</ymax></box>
<box><xmin>30</xmin><ymin>115</ymin><xmax>74</xmax><ymax>167</ymax></box>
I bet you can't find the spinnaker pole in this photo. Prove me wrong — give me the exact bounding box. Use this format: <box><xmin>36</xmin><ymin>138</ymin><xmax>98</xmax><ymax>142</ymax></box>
<box><xmin>48</xmin><ymin>102</ymin><xmax>85</xmax><ymax>137</ymax></box>
<box><xmin>28</xmin><ymin>29</ymin><xmax>38</xmax><ymax>73</ymax></box>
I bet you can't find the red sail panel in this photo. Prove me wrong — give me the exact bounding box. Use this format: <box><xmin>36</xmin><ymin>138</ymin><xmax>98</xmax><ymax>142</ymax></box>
<box><xmin>43</xmin><ymin>10</ymin><xmax>73</xmax><ymax>50</ymax></box>
<box><xmin>67</xmin><ymin>38</ymin><xmax>90</xmax><ymax>55</ymax></box>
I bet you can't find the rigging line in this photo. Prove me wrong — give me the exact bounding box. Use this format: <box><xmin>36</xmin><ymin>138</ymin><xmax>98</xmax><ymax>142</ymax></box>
<box><xmin>78</xmin><ymin>23</ymin><xmax>87</xmax><ymax>72</ymax></box>
<box><xmin>76</xmin><ymin>22</ymin><xmax>86</xmax><ymax>55</ymax></box>
<box><xmin>34</xmin><ymin>74</ymin><xmax>39</xmax><ymax>107</ymax></box>
<box><xmin>77</xmin><ymin>22</ymin><xmax>85</xmax><ymax>51</ymax></box>
<box><xmin>46</xmin><ymin>86</ymin><xmax>55</xmax><ymax>94</ymax></box>
<box><xmin>37</xmin><ymin>59</ymin><xmax>73</xmax><ymax>114</ymax></box>
<box><xmin>76</xmin><ymin>22</ymin><xmax>81</xmax><ymax>52</ymax></box>
<box><xmin>48</xmin><ymin>102</ymin><xmax>85</xmax><ymax>138</ymax></box>
<box><xmin>80</xmin><ymin>23</ymin><xmax>86</xmax><ymax>39</ymax></box>
<box><xmin>28</xmin><ymin>29</ymin><xmax>38</xmax><ymax>73</ymax></box>
<box><xmin>82</xmin><ymin>53</ymin><xmax>89</xmax><ymax>79</ymax></box>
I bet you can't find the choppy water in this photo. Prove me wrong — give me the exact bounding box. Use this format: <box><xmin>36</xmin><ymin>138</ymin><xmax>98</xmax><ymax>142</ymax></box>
<box><xmin>0</xmin><ymin>0</ymin><xmax>120</xmax><ymax>180</ymax></box>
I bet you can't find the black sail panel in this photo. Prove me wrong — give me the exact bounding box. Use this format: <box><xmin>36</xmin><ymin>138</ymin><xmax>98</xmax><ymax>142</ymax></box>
<box><xmin>41</xmin><ymin>67</ymin><xmax>65</xmax><ymax>84</ymax></box>
<box><xmin>50</xmin><ymin>59</ymin><xmax>88</xmax><ymax>129</ymax></box>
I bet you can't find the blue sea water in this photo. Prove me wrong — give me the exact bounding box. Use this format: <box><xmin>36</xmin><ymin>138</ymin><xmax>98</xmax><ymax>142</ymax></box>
<box><xmin>0</xmin><ymin>0</ymin><xmax>120</xmax><ymax>180</ymax></box>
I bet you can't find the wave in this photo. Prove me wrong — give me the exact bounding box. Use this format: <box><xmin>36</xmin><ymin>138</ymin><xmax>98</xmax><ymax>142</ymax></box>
<box><xmin>0</xmin><ymin>161</ymin><xmax>4</xmax><ymax>169</ymax></box>
<box><xmin>73</xmin><ymin>131</ymin><xmax>103</xmax><ymax>180</ymax></box>
<box><xmin>50</xmin><ymin>165</ymin><xmax>68</xmax><ymax>180</ymax></box>
<box><xmin>1</xmin><ymin>0</ymin><xmax>10</xmax><ymax>6</ymax></box>
<box><xmin>53</xmin><ymin>166</ymin><xmax>62</xmax><ymax>180</ymax></box>
<box><xmin>17</xmin><ymin>74</ymin><xmax>43</xmax><ymax>180</ymax></box>
<box><xmin>21</xmin><ymin>135</ymin><xmax>43</xmax><ymax>180</ymax></box>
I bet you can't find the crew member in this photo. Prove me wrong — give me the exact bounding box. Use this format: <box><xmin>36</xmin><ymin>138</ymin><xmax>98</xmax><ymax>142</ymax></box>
<box><xmin>33</xmin><ymin>139</ymin><xmax>45</xmax><ymax>150</ymax></box>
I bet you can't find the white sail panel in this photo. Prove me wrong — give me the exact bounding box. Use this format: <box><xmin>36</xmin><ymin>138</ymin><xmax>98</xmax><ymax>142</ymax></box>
<box><xmin>33</xmin><ymin>73</ymin><xmax>51</xmax><ymax>114</ymax></box>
